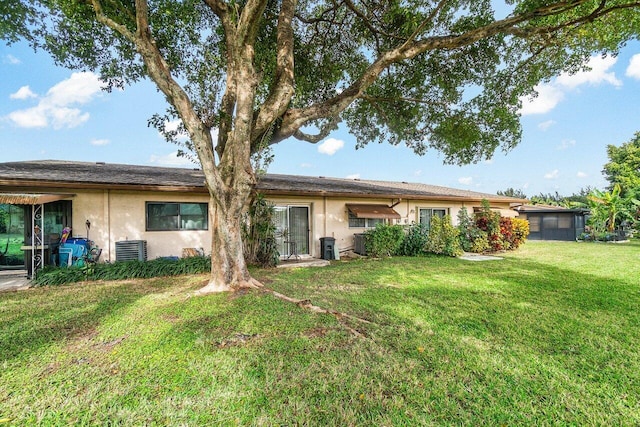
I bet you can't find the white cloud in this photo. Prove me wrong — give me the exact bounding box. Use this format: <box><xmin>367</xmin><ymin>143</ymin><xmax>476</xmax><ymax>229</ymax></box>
<box><xmin>557</xmin><ymin>139</ymin><xmax>576</xmax><ymax>150</ymax></box>
<box><xmin>626</xmin><ymin>54</ymin><xmax>640</xmax><ymax>79</ymax></box>
<box><xmin>520</xmin><ymin>84</ymin><xmax>565</xmax><ymax>116</ymax></box>
<box><xmin>538</xmin><ymin>120</ymin><xmax>555</xmax><ymax>131</ymax></box>
<box><xmin>5</xmin><ymin>72</ymin><xmax>103</xmax><ymax>129</ymax></box>
<box><xmin>300</xmin><ymin>162</ymin><xmax>313</xmax><ymax>168</ymax></box>
<box><xmin>161</xmin><ymin>119</ymin><xmax>190</xmax><ymax>142</ymax></box>
<box><xmin>577</xmin><ymin>171</ymin><xmax>588</xmax><ymax>178</ymax></box>
<box><xmin>556</xmin><ymin>56</ymin><xmax>621</xmax><ymax>89</ymax></box>
<box><xmin>346</xmin><ymin>173</ymin><xmax>360</xmax><ymax>180</ymax></box>
<box><xmin>90</xmin><ymin>138</ymin><xmax>110</xmax><ymax>146</ymax></box>
<box><xmin>520</xmin><ymin>55</ymin><xmax>622</xmax><ymax>116</ymax></box>
<box><xmin>7</xmin><ymin>107</ymin><xmax>49</xmax><ymax>128</ymax></box>
<box><xmin>413</xmin><ymin>170</ymin><xmax>423</xmax><ymax>177</ymax></box>
<box><xmin>484</xmin><ymin>158</ymin><xmax>494</xmax><ymax>165</ymax></box>
<box><xmin>45</xmin><ymin>72</ymin><xmax>103</xmax><ymax>106</ymax></box>
<box><xmin>10</xmin><ymin>86</ymin><xmax>37</xmax><ymax>100</ymax></box>
<box><xmin>149</xmin><ymin>151</ymin><xmax>195</xmax><ymax>166</ymax></box>
<box><xmin>317</xmin><ymin>138</ymin><xmax>344</xmax><ymax>155</ymax></box>
<box><xmin>4</xmin><ymin>54</ymin><xmax>21</xmax><ymax>65</ymax></box>
<box><xmin>458</xmin><ymin>176</ymin><xmax>473</xmax><ymax>185</ymax></box>
<box><xmin>544</xmin><ymin>169</ymin><xmax>559</xmax><ymax>179</ymax></box>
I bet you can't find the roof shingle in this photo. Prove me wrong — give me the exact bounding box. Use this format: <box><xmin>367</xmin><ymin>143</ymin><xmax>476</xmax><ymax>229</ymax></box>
<box><xmin>0</xmin><ymin>160</ymin><xmax>523</xmax><ymax>202</ymax></box>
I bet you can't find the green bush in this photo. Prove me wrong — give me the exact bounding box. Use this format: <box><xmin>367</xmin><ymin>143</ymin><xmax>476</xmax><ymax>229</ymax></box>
<box><xmin>425</xmin><ymin>215</ymin><xmax>462</xmax><ymax>257</ymax></box>
<box><xmin>33</xmin><ymin>256</ymin><xmax>211</xmax><ymax>286</ymax></box>
<box><xmin>243</xmin><ymin>194</ymin><xmax>280</xmax><ymax>267</ymax></box>
<box><xmin>364</xmin><ymin>224</ymin><xmax>405</xmax><ymax>258</ymax></box>
<box><xmin>457</xmin><ymin>208</ymin><xmax>490</xmax><ymax>253</ymax></box>
<box><xmin>398</xmin><ymin>223</ymin><xmax>430</xmax><ymax>256</ymax></box>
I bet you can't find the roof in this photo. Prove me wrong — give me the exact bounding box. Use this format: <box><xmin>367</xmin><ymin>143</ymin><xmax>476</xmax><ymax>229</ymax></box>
<box><xmin>0</xmin><ymin>160</ymin><xmax>524</xmax><ymax>203</ymax></box>
<box><xmin>514</xmin><ymin>204</ymin><xmax>590</xmax><ymax>214</ymax></box>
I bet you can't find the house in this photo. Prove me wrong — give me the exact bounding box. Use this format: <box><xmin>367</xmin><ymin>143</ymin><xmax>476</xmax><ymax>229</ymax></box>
<box><xmin>513</xmin><ymin>204</ymin><xmax>589</xmax><ymax>241</ymax></box>
<box><xmin>0</xmin><ymin>160</ymin><xmax>524</xmax><ymax>271</ymax></box>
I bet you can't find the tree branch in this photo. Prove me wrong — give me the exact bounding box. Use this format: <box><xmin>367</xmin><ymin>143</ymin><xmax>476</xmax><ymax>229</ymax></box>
<box><xmin>251</xmin><ymin>0</ymin><xmax>297</xmax><ymax>150</ymax></box>
<box><xmin>286</xmin><ymin>117</ymin><xmax>341</xmax><ymax>144</ymax></box>
<box><xmin>275</xmin><ymin>0</ymin><xmax>625</xmax><ymax>141</ymax></box>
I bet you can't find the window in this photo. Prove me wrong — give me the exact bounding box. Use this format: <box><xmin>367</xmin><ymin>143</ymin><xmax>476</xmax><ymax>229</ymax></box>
<box><xmin>418</xmin><ymin>208</ymin><xmax>448</xmax><ymax>230</ymax></box>
<box><xmin>348</xmin><ymin>211</ymin><xmax>385</xmax><ymax>228</ymax></box>
<box><xmin>528</xmin><ymin>216</ymin><xmax>541</xmax><ymax>233</ymax></box>
<box><xmin>146</xmin><ymin>202</ymin><xmax>208</xmax><ymax>231</ymax></box>
<box><xmin>558</xmin><ymin>215</ymin><xmax>572</xmax><ymax>229</ymax></box>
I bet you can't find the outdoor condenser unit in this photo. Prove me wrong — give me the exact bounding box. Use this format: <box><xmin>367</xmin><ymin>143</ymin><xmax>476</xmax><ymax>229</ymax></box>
<box><xmin>115</xmin><ymin>240</ymin><xmax>148</xmax><ymax>262</ymax></box>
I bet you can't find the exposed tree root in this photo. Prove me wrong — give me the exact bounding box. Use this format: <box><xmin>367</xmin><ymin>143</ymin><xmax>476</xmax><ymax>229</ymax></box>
<box><xmin>194</xmin><ymin>279</ymin><xmax>371</xmax><ymax>338</ymax></box>
<box><xmin>264</xmin><ymin>288</ymin><xmax>372</xmax><ymax>338</ymax></box>
<box><xmin>196</xmin><ymin>277</ymin><xmax>263</xmax><ymax>295</ymax></box>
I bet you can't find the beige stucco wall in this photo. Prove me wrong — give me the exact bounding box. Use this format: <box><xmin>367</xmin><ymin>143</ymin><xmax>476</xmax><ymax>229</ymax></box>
<box><xmin>267</xmin><ymin>195</ymin><xmax>516</xmax><ymax>257</ymax></box>
<box><xmin>55</xmin><ymin>189</ymin><xmax>517</xmax><ymax>261</ymax></box>
<box><xmin>70</xmin><ymin>189</ymin><xmax>210</xmax><ymax>262</ymax></box>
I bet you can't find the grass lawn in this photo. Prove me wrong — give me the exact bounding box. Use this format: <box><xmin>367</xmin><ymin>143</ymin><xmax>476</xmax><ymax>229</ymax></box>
<box><xmin>1</xmin><ymin>240</ymin><xmax>639</xmax><ymax>425</ymax></box>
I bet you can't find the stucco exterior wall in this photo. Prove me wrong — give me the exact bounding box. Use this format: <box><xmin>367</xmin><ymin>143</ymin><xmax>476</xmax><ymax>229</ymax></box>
<box><xmin>29</xmin><ymin>188</ymin><xmax>517</xmax><ymax>262</ymax></box>
<box><xmin>70</xmin><ymin>189</ymin><xmax>210</xmax><ymax>262</ymax></box>
<box><xmin>267</xmin><ymin>195</ymin><xmax>516</xmax><ymax>257</ymax></box>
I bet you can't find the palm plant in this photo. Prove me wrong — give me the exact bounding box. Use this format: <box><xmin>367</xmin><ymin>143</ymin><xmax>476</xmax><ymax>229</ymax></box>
<box><xmin>587</xmin><ymin>185</ymin><xmax>637</xmax><ymax>233</ymax></box>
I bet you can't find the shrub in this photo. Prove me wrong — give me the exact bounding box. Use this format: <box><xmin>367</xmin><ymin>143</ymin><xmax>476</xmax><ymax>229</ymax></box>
<box><xmin>364</xmin><ymin>224</ymin><xmax>405</xmax><ymax>258</ymax></box>
<box><xmin>33</xmin><ymin>256</ymin><xmax>211</xmax><ymax>286</ymax></box>
<box><xmin>511</xmin><ymin>217</ymin><xmax>530</xmax><ymax>248</ymax></box>
<box><xmin>499</xmin><ymin>217</ymin><xmax>514</xmax><ymax>250</ymax></box>
<box><xmin>425</xmin><ymin>215</ymin><xmax>462</xmax><ymax>257</ymax></box>
<box><xmin>242</xmin><ymin>194</ymin><xmax>280</xmax><ymax>267</ymax></box>
<box><xmin>456</xmin><ymin>207</ymin><xmax>489</xmax><ymax>253</ymax></box>
<box><xmin>398</xmin><ymin>223</ymin><xmax>430</xmax><ymax>256</ymax></box>
<box><xmin>476</xmin><ymin>200</ymin><xmax>505</xmax><ymax>252</ymax></box>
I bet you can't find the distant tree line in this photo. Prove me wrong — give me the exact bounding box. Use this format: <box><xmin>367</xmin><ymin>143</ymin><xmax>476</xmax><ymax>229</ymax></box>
<box><xmin>499</xmin><ymin>132</ymin><xmax>640</xmax><ymax>238</ymax></box>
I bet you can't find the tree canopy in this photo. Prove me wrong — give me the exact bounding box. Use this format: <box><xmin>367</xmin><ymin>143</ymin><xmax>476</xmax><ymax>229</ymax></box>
<box><xmin>4</xmin><ymin>0</ymin><xmax>640</xmax><ymax>290</ymax></box>
<box><xmin>603</xmin><ymin>131</ymin><xmax>640</xmax><ymax>198</ymax></box>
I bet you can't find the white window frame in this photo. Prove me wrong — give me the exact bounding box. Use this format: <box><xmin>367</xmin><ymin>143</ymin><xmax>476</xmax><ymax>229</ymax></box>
<box><xmin>348</xmin><ymin>211</ymin><xmax>386</xmax><ymax>229</ymax></box>
<box><xmin>417</xmin><ymin>207</ymin><xmax>449</xmax><ymax>230</ymax></box>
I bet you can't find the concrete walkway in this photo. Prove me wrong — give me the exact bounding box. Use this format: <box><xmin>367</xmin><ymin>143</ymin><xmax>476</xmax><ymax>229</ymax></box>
<box><xmin>459</xmin><ymin>253</ymin><xmax>503</xmax><ymax>262</ymax></box>
<box><xmin>277</xmin><ymin>258</ymin><xmax>330</xmax><ymax>269</ymax></box>
<box><xmin>0</xmin><ymin>270</ymin><xmax>32</xmax><ymax>292</ymax></box>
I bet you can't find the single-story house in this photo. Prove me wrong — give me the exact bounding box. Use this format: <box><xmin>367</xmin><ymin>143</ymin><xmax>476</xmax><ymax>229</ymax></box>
<box><xmin>512</xmin><ymin>204</ymin><xmax>589</xmax><ymax>241</ymax></box>
<box><xmin>0</xmin><ymin>160</ymin><xmax>524</xmax><ymax>271</ymax></box>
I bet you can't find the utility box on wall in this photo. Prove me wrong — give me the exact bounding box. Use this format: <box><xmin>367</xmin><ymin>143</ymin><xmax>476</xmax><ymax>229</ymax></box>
<box><xmin>115</xmin><ymin>240</ymin><xmax>148</xmax><ymax>262</ymax></box>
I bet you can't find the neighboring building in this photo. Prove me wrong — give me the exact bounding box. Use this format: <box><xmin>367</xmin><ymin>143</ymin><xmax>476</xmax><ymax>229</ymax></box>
<box><xmin>513</xmin><ymin>204</ymin><xmax>589</xmax><ymax>241</ymax></box>
<box><xmin>0</xmin><ymin>160</ymin><xmax>524</xmax><ymax>269</ymax></box>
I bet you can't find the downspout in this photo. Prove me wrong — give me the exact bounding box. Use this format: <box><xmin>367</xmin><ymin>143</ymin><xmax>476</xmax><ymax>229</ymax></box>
<box><xmin>104</xmin><ymin>190</ymin><xmax>111</xmax><ymax>262</ymax></box>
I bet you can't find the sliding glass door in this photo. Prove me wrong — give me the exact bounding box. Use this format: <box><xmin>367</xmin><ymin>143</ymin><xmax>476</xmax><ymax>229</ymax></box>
<box><xmin>274</xmin><ymin>206</ymin><xmax>309</xmax><ymax>257</ymax></box>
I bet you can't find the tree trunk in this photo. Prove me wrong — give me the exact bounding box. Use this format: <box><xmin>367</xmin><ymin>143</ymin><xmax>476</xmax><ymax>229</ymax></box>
<box><xmin>196</xmin><ymin>178</ymin><xmax>261</xmax><ymax>294</ymax></box>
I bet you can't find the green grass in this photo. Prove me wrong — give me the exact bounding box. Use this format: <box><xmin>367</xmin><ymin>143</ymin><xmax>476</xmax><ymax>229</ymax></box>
<box><xmin>1</xmin><ymin>240</ymin><xmax>639</xmax><ymax>425</ymax></box>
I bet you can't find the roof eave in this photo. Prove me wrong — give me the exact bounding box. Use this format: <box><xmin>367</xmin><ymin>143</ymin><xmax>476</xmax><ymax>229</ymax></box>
<box><xmin>0</xmin><ymin>179</ymin><xmax>208</xmax><ymax>193</ymax></box>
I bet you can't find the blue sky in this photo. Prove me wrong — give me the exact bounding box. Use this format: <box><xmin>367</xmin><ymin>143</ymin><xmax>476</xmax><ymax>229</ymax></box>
<box><xmin>2</xmin><ymin>39</ymin><xmax>640</xmax><ymax>198</ymax></box>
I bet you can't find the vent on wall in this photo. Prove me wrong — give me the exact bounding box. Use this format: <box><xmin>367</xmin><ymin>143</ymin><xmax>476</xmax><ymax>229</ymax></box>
<box><xmin>115</xmin><ymin>240</ymin><xmax>148</xmax><ymax>262</ymax></box>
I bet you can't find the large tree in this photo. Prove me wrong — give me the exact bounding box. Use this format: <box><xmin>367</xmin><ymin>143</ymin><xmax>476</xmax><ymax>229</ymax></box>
<box><xmin>3</xmin><ymin>0</ymin><xmax>640</xmax><ymax>292</ymax></box>
<box><xmin>603</xmin><ymin>131</ymin><xmax>640</xmax><ymax>198</ymax></box>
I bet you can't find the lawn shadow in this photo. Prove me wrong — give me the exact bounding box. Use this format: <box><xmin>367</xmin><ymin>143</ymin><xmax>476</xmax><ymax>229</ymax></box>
<box><xmin>0</xmin><ymin>278</ymin><xmax>198</xmax><ymax>363</ymax></box>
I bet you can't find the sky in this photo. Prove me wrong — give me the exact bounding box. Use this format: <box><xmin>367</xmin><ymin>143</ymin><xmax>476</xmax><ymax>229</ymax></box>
<box><xmin>2</xmin><ymin>39</ymin><xmax>640</xmax><ymax>198</ymax></box>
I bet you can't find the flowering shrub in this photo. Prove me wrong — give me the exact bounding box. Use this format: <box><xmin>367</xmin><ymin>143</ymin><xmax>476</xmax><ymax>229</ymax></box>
<box><xmin>511</xmin><ymin>218</ymin><xmax>530</xmax><ymax>248</ymax></box>
<box><xmin>458</xmin><ymin>200</ymin><xmax>529</xmax><ymax>253</ymax></box>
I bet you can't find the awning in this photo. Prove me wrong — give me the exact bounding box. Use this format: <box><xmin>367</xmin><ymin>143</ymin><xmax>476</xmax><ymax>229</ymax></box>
<box><xmin>346</xmin><ymin>204</ymin><xmax>401</xmax><ymax>219</ymax></box>
<box><xmin>0</xmin><ymin>193</ymin><xmax>75</xmax><ymax>205</ymax></box>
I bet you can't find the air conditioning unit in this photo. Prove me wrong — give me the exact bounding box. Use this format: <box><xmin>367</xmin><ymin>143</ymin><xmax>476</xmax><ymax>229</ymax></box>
<box><xmin>353</xmin><ymin>233</ymin><xmax>367</xmax><ymax>256</ymax></box>
<box><xmin>115</xmin><ymin>240</ymin><xmax>148</xmax><ymax>262</ymax></box>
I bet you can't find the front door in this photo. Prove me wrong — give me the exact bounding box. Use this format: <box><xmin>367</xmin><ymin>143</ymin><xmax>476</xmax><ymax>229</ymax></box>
<box><xmin>274</xmin><ymin>206</ymin><xmax>310</xmax><ymax>258</ymax></box>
